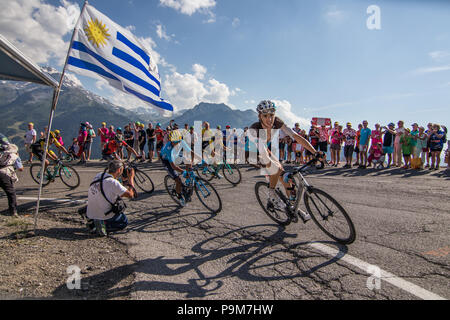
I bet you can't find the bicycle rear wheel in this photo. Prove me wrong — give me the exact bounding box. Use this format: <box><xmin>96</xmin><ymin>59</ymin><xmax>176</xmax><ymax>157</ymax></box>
<box><xmin>195</xmin><ymin>163</ymin><xmax>215</xmax><ymax>181</ymax></box>
<box><xmin>164</xmin><ymin>175</ymin><xmax>183</xmax><ymax>206</ymax></box>
<box><xmin>30</xmin><ymin>164</ymin><xmax>51</xmax><ymax>187</ymax></box>
<box><xmin>222</xmin><ymin>163</ymin><xmax>242</xmax><ymax>185</ymax></box>
<box><xmin>304</xmin><ymin>187</ymin><xmax>356</xmax><ymax>244</ymax></box>
<box><xmin>59</xmin><ymin>165</ymin><xmax>80</xmax><ymax>189</ymax></box>
<box><xmin>194</xmin><ymin>178</ymin><xmax>222</xmax><ymax>214</ymax></box>
<box><xmin>254</xmin><ymin>182</ymin><xmax>292</xmax><ymax>226</ymax></box>
<box><xmin>134</xmin><ymin>169</ymin><xmax>154</xmax><ymax>194</ymax></box>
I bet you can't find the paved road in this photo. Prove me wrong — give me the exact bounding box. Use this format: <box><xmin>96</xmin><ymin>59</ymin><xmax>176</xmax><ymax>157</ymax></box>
<box><xmin>2</xmin><ymin>161</ymin><xmax>449</xmax><ymax>300</ymax></box>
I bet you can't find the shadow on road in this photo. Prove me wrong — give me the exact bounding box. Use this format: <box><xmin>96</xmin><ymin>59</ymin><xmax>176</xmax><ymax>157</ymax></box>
<box><xmin>50</xmin><ymin>224</ymin><xmax>348</xmax><ymax>299</ymax></box>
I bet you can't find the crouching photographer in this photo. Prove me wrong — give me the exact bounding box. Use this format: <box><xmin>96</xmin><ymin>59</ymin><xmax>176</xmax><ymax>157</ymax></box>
<box><xmin>83</xmin><ymin>160</ymin><xmax>136</xmax><ymax>236</ymax></box>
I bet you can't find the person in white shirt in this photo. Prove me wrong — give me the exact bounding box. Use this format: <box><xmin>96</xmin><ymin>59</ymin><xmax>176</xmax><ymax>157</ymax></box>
<box><xmin>24</xmin><ymin>122</ymin><xmax>37</xmax><ymax>163</ymax></box>
<box><xmin>86</xmin><ymin>160</ymin><xmax>135</xmax><ymax>235</ymax></box>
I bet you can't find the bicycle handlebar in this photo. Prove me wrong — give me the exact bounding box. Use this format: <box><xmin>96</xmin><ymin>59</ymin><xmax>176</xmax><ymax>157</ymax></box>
<box><xmin>287</xmin><ymin>154</ymin><xmax>325</xmax><ymax>176</ymax></box>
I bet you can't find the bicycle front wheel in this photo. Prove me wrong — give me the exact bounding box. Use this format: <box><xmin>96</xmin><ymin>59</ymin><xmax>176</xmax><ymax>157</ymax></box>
<box><xmin>164</xmin><ymin>175</ymin><xmax>183</xmax><ymax>206</ymax></box>
<box><xmin>222</xmin><ymin>163</ymin><xmax>242</xmax><ymax>185</ymax></box>
<box><xmin>59</xmin><ymin>165</ymin><xmax>80</xmax><ymax>189</ymax></box>
<box><xmin>194</xmin><ymin>178</ymin><xmax>222</xmax><ymax>214</ymax></box>
<box><xmin>254</xmin><ymin>182</ymin><xmax>291</xmax><ymax>226</ymax></box>
<box><xmin>134</xmin><ymin>169</ymin><xmax>154</xmax><ymax>194</ymax></box>
<box><xmin>304</xmin><ymin>187</ymin><xmax>356</xmax><ymax>244</ymax></box>
<box><xmin>30</xmin><ymin>164</ymin><xmax>51</xmax><ymax>187</ymax></box>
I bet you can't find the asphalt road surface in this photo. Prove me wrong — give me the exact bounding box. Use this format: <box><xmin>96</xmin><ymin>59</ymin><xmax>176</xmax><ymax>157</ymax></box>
<box><xmin>2</xmin><ymin>160</ymin><xmax>449</xmax><ymax>300</ymax></box>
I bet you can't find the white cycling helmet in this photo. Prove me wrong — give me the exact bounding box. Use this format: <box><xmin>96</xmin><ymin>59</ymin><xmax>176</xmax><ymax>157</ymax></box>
<box><xmin>256</xmin><ymin>100</ymin><xmax>276</xmax><ymax>114</ymax></box>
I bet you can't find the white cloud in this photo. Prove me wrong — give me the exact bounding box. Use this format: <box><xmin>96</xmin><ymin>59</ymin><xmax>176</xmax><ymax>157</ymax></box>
<box><xmin>156</xmin><ymin>24</ymin><xmax>171</xmax><ymax>41</ymax></box>
<box><xmin>159</xmin><ymin>0</ymin><xmax>216</xmax><ymax>16</ymax></box>
<box><xmin>0</xmin><ymin>0</ymin><xmax>80</xmax><ymax>66</ymax></box>
<box><xmin>324</xmin><ymin>6</ymin><xmax>345</xmax><ymax>24</ymax></box>
<box><xmin>412</xmin><ymin>65</ymin><xmax>450</xmax><ymax>75</ymax></box>
<box><xmin>232</xmin><ymin>18</ymin><xmax>240</xmax><ymax>28</ymax></box>
<box><xmin>272</xmin><ymin>99</ymin><xmax>310</xmax><ymax>128</ymax></box>
<box><xmin>429</xmin><ymin>51</ymin><xmax>450</xmax><ymax>62</ymax></box>
<box><xmin>192</xmin><ymin>63</ymin><xmax>207</xmax><ymax>80</ymax></box>
<box><xmin>164</xmin><ymin>64</ymin><xmax>233</xmax><ymax>111</ymax></box>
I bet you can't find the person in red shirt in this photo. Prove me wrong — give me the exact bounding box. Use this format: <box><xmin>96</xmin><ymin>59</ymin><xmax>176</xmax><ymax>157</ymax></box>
<box><xmin>102</xmin><ymin>136</ymin><xmax>139</xmax><ymax>161</ymax></box>
<box><xmin>77</xmin><ymin>123</ymin><xmax>88</xmax><ymax>165</ymax></box>
<box><xmin>155</xmin><ymin>123</ymin><xmax>164</xmax><ymax>160</ymax></box>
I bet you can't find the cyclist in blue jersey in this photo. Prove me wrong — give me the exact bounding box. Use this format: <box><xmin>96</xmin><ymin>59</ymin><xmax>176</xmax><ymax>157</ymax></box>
<box><xmin>161</xmin><ymin>130</ymin><xmax>202</xmax><ymax>203</ymax></box>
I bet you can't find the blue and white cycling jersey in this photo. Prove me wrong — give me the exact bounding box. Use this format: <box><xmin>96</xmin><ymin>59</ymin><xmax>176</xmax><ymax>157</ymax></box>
<box><xmin>160</xmin><ymin>140</ymin><xmax>192</xmax><ymax>163</ymax></box>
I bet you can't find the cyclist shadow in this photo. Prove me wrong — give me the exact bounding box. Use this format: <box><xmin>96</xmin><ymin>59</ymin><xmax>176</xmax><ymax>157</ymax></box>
<box><xmin>125</xmin><ymin>205</ymin><xmax>217</xmax><ymax>235</ymax></box>
<box><xmin>132</xmin><ymin>224</ymin><xmax>348</xmax><ymax>298</ymax></box>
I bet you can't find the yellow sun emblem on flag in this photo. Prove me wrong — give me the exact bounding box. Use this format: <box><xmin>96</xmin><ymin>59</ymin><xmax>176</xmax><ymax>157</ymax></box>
<box><xmin>84</xmin><ymin>19</ymin><xmax>111</xmax><ymax>48</ymax></box>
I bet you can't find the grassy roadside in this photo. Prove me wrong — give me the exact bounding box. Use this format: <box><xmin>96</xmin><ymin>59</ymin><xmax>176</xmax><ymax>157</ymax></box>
<box><xmin>0</xmin><ymin>213</ymin><xmax>136</xmax><ymax>300</ymax></box>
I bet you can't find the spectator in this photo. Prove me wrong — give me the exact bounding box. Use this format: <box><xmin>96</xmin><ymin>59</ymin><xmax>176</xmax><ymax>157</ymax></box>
<box><xmin>77</xmin><ymin>123</ymin><xmax>88</xmax><ymax>165</ymax></box>
<box><xmin>108</xmin><ymin>125</ymin><xmax>116</xmax><ymax>141</ymax></box>
<box><xmin>318</xmin><ymin>124</ymin><xmax>330</xmax><ymax>161</ymax></box>
<box><xmin>343</xmin><ymin>122</ymin><xmax>357</xmax><ymax>168</ymax></box>
<box><xmin>0</xmin><ymin>134</ymin><xmax>22</xmax><ymax>217</ymax></box>
<box><xmin>279</xmin><ymin>134</ymin><xmax>286</xmax><ymax>163</ymax></box>
<box><xmin>24</xmin><ymin>122</ymin><xmax>37</xmax><ymax>164</ymax></box>
<box><xmin>416</xmin><ymin>126</ymin><xmax>428</xmax><ymax>169</ymax></box>
<box><xmin>146</xmin><ymin>123</ymin><xmax>156</xmax><ymax>163</ymax></box>
<box><xmin>132</xmin><ymin>122</ymin><xmax>140</xmax><ymax>152</ymax></box>
<box><xmin>381</xmin><ymin>123</ymin><xmax>396</xmax><ymax>168</ymax></box>
<box><xmin>68</xmin><ymin>138</ymin><xmax>79</xmax><ymax>159</ymax></box>
<box><xmin>115</xmin><ymin>127</ymin><xmax>124</xmax><ymax>160</ymax></box>
<box><xmin>371</xmin><ymin>123</ymin><xmax>383</xmax><ymax>146</ymax></box>
<box><xmin>189</xmin><ymin>126</ymin><xmax>199</xmax><ymax>164</ymax></box>
<box><xmin>307</xmin><ymin>124</ymin><xmax>320</xmax><ymax>163</ymax></box>
<box><xmin>86</xmin><ymin>160</ymin><xmax>135</xmax><ymax>236</ymax></box>
<box><xmin>155</xmin><ymin>123</ymin><xmax>164</xmax><ymax>161</ymax></box>
<box><xmin>368</xmin><ymin>143</ymin><xmax>383</xmax><ymax>168</ymax></box>
<box><xmin>330</xmin><ymin>125</ymin><xmax>344</xmax><ymax>167</ymax></box>
<box><xmin>353</xmin><ymin>124</ymin><xmax>363</xmax><ymax>167</ymax></box>
<box><xmin>410</xmin><ymin>123</ymin><xmax>419</xmax><ymax>160</ymax></box>
<box><xmin>84</xmin><ymin>123</ymin><xmax>96</xmax><ymax>162</ymax></box>
<box><xmin>429</xmin><ymin>124</ymin><xmax>445</xmax><ymax>170</ymax></box>
<box><xmin>359</xmin><ymin>120</ymin><xmax>372</xmax><ymax>169</ymax></box>
<box><xmin>445</xmin><ymin>140</ymin><xmax>450</xmax><ymax>173</ymax></box>
<box><xmin>286</xmin><ymin>136</ymin><xmax>293</xmax><ymax>164</ymax></box>
<box><xmin>97</xmin><ymin>122</ymin><xmax>109</xmax><ymax>152</ymax></box>
<box><xmin>123</xmin><ymin>125</ymin><xmax>134</xmax><ymax>161</ymax></box>
<box><xmin>400</xmin><ymin>128</ymin><xmax>413</xmax><ymax>169</ymax></box>
<box><xmin>138</xmin><ymin>123</ymin><xmax>146</xmax><ymax>161</ymax></box>
<box><xmin>394</xmin><ymin>121</ymin><xmax>406</xmax><ymax>167</ymax></box>
<box><xmin>40</xmin><ymin>126</ymin><xmax>48</xmax><ymax>139</ymax></box>
<box><xmin>425</xmin><ymin>123</ymin><xmax>433</xmax><ymax>168</ymax></box>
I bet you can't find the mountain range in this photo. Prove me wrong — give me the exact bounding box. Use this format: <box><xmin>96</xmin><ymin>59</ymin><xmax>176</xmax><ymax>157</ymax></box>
<box><xmin>0</xmin><ymin>68</ymin><xmax>257</xmax><ymax>159</ymax></box>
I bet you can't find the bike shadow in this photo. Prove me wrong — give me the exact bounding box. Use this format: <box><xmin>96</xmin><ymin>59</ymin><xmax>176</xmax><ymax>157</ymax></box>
<box><xmin>51</xmin><ymin>223</ymin><xmax>349</xmax><ymax>299</ymax></box>
<box><xmin>124</xmin><ymin>204</ymin><xmax>218</xmax><ymax>235</ymax></box>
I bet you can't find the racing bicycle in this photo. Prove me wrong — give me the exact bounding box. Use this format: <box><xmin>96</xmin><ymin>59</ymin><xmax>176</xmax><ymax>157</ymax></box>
<box><xmin>30</xmin><ymin>159</ymin><xmax>80</xmax><ymax>189</ymax></box>
<box><xmin>164</xmin><ymin>170</ymin><xmax>222</xmax><ymax>214</ymax></box>
<box><xmin>123</xmin><ymin>159</ymin><xmax>155</xmax><ymax>194</ymax></box>
<box><xmin>255</xmin><ymin>157</ymin><xmax>356</xmax><ymax>244</ymax></box>
<box><xmin>195</xmin><ymin>158</ymin><xmax>242</xmax><ymax>185</ymax></box>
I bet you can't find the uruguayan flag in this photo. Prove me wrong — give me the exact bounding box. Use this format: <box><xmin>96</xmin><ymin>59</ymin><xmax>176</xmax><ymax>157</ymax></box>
<box><xmin>67</xmin><ymin>4</ymin><xmax>173</xmax><ymax>112</ymax></box>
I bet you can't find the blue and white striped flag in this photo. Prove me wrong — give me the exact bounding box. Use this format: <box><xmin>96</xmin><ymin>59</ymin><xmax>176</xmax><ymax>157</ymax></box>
<box><xmin>67</xmin><ymin>4</ymin><xmax>173</xmax><ymax>112</ymax></box>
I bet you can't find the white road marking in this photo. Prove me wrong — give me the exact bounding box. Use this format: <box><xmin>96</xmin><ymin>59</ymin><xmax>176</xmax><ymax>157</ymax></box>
<box><xmin>17</xmin><ymin>197</ymin><xmax>86</xmax><ymax>204</ymax></box>
<box><xmin>309</xmin><ymin>242</ymin><xmax>447</xmax><ymax>300</ymax></box>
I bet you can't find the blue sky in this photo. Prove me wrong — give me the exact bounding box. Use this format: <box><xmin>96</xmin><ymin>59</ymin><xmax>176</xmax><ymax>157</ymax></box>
<box><xmin>2</xmin><ymin>0</ymin><xmax>450</xmax><ymax>129</ymax></box>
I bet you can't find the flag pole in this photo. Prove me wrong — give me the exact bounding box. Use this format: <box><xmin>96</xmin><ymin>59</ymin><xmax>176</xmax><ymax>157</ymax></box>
<box><xmin>33</xmin><ymin>0</ymin><xmax>89</xmax><ymax>233</ymax></box>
